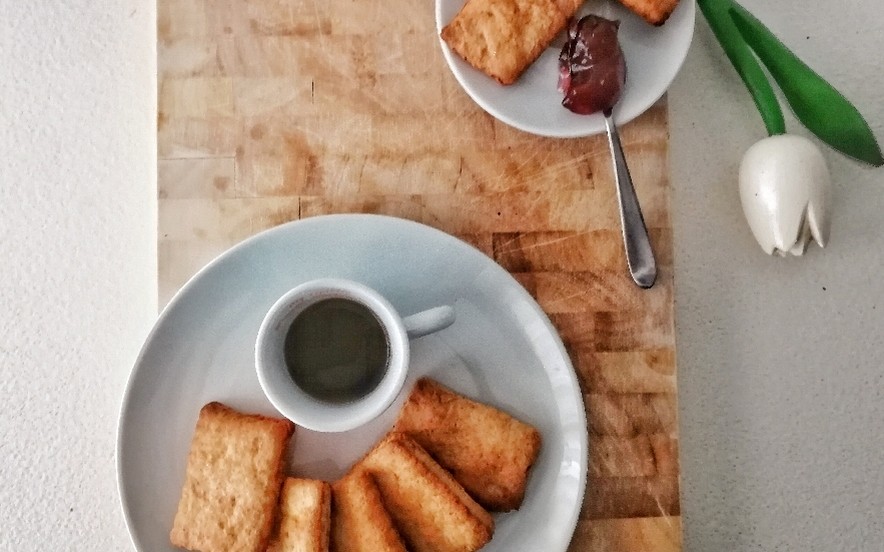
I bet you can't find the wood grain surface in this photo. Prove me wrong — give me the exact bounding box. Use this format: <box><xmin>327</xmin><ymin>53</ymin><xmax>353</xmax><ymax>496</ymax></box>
<box><xmin>157</xmin><ymin>0</ymin><xmax>681</xmax><ymax>550</ymax></box>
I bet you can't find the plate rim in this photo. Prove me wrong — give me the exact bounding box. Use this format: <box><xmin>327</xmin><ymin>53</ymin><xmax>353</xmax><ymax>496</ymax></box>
<box><xmin>116</xmin><ymin>213</ymin><xmax>588</xmax><ymax>552</ymax></box>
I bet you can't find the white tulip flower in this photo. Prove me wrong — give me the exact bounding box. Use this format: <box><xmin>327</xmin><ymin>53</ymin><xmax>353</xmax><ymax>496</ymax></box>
<box><xmin>738</xmin><ymin>134</ymin><xmax>831</xmax><ymax>256</ymax></box>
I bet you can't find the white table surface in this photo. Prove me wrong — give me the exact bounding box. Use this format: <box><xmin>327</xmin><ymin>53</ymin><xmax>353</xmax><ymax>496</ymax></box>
<box><xmin>2</xmin><ymin>1</ymin><xmax>883</xmax><ymax>550</ymax></box>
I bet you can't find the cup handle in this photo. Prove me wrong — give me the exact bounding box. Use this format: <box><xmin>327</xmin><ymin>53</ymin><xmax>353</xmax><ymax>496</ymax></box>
<box><xmin>402</xmin><ymin>305</ymin><xmax>456</xmax><ymax>339</ymax></box>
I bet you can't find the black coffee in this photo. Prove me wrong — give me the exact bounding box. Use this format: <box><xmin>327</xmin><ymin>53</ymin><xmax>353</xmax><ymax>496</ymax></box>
<box><xmin>283</xmin><ymin>298</ymin><xmax>389</xmax><ymax>404</ymax></box>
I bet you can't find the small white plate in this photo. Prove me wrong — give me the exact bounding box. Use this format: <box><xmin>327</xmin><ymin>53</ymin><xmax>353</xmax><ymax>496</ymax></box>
<box><xmin>437</xmin><ymin>0</ymin><xmax>696</xmax><ymax>137</ymax></box>
<box><xmin>117</xmin><ymin>214</ymin><xmax>587</xmax><ymax>552</ymax></box>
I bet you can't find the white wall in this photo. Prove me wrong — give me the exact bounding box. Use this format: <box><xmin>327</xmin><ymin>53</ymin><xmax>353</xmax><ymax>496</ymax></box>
<box><xmin>0</xmin><ymin>2</ymin><xmax>156</xmax><ymax>548</ymax></box>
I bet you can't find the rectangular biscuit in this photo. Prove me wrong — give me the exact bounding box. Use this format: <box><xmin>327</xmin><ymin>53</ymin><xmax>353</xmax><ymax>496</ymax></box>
<box><xmin>617</xmin><ymin>0</ymin><xmax>680</xmax><ymax>25</ymax></box>
<box><xmin>331</xmin><ymin>469</ymin><xmax>409</xmax><ymax>552</ymax></box>
<box><xmin>392</xmin><ymin>378</ymin><xmax>542</xmax><ymax>511</ymax></box>
<box><xmin>267</xmin><ymin>478</ymin><xmax>332</xmax><ymax>552</ymax></box>
<box><xmin>440</xmin><ymin>0</ymin><xmax>578</xmax><ymax>85</ymax></box>
<box><xmin>170</xmin><ymin>402</ymin><xmax>295</xmax><ymax>552</ymax></box>
<box><xmin>357</xmin><ymin>432</ymin><xmax>493</xmax><ymax>552</ymax></box>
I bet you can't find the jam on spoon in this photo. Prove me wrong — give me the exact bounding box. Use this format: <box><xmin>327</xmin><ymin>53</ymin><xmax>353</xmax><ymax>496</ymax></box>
<box><xmin>558</xmin><ymin>15</ymin><xmax>627</xmax><ymax>115</ymax></box>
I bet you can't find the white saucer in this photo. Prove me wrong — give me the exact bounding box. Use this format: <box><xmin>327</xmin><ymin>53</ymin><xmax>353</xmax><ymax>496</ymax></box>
<box><xmin>117</xmin><ymin>214</ymin><xmax>587</xmax><ymax>552</ymax></box>
<box><xmin>437</xmin><ymin>0</ymin><xmax>696</xmax><ymax>137</ymax></box>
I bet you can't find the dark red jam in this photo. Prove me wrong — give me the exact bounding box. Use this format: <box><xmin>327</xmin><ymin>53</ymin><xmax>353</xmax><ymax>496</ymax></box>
<box><xmin>558</xmin><ymin>15</ymin><xmax>627</xmax><ymax>115</ymax></box>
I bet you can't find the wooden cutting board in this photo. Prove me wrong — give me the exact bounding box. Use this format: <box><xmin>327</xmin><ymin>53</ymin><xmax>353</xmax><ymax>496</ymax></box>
<box><xmin>157</xmin><ymin>0</ymin><xmax>680</xmax><ymax>550</ymax></box>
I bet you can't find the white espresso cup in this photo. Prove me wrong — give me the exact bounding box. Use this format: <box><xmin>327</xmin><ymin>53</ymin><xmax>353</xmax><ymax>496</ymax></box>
<box><xmin>255</xmin><ymin>278</ymin><xmax>455</xmax><ymax>432</ymax></box>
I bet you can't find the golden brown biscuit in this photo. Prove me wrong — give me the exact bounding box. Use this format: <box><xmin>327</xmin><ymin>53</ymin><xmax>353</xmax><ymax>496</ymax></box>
<box><xmin>617</xmin><ymin>0</ymin><xmax>680</xmax><ymax>25</ymax></box>
<box><xmin>170</xmin><ymin>402</ymin><xmax>295</xmax><ymax>552</ymax></box>
<box><xmin>392</xmin><ymin>378</ymin><xmax>542</xmax><ymax>511</ymax></box>
<box><xmin>553</xmin><ymin>0</ymin><xmax>585</xmax><ymax>15</ymax></box>
<box><xmin>440</xmin><ymin>0</ymin><xmax>577</xmax><ymax>85</ymax></box>
<box><xmin>331</xmin><ymin>469</ymin><xmax>409</xmax><ymax>552</ymax></box>
<box><xmin>267</xmin><ymin>478</ymin><xmax>331</xmax><ymax>552</ymax></box>
<box><xmin>357</xmin><ymin>432</ymin><xmax>493</xmax><ymax>552</ymax></box>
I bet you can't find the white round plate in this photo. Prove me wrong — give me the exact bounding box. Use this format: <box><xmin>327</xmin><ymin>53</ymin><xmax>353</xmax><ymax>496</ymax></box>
<box><xmin>117</xmin><ymin>214</ymin><xmax>587</xmax><ymax>552</ymax></box>
<box><xmin>436</xmin><ymin>0</ymin><xmax>696</xmax><ymax>137</ymax></box>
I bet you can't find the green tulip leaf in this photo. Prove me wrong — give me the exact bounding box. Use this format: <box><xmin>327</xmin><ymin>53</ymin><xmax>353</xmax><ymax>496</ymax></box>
<box><xmin>729</xmin><ymin>5</ymin><xmax>883</xmax><ymax>166</ymax></box>
<box><xmin>697</xmin><ymin>0</ymin><xmax>785</xmax><ymax>136</ymax></box>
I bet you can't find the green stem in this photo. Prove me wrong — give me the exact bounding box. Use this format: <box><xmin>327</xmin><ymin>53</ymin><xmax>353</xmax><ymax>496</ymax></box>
<box><xmin>697</xmin><ymin>0</ymin><xmax>785</xmax><ymax>136</ymax></box>
<box><xmin>729</xmin><ymin>5</ymin><xmax>883</xmax><ymax>166</ymax></box>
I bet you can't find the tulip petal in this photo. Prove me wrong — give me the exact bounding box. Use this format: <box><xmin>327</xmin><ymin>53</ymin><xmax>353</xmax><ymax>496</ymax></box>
<box><xmin>739</xmin><ymin>135</ymin><xmax>831</xmax><ymax>256</ymax></box>
<box><xmin>806</xmin><ymin>197</ymin><xmax>829</xmax><ymax>250</ymax></box>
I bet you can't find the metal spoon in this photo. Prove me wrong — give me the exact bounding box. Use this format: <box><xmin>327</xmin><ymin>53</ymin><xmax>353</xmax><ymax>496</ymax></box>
<box><xmin>603</xmin><ymin>108</ymin><xmax>657</xmax><ymax>288</ymax></box>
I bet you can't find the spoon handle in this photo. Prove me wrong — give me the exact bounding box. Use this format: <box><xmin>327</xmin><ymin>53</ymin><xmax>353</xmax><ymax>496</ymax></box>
<box><xmin>604</xmin><ymin>110</ymin><xmax>657</xmax><ymax>288</ymax></box>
